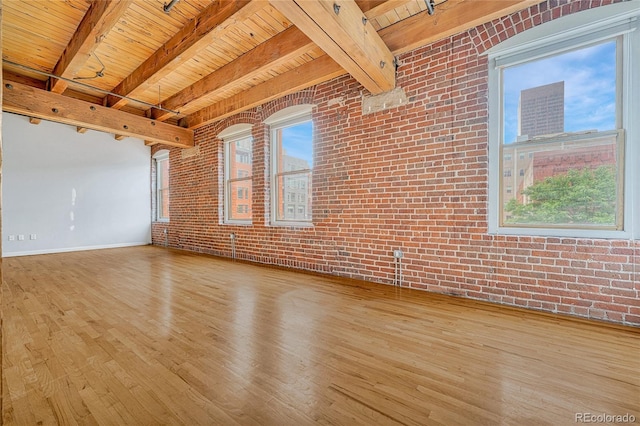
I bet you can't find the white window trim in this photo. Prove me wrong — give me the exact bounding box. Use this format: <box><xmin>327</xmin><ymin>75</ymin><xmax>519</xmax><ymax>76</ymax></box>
<box><xmin>266</xmin><ymin>104</ymin><xmax>315</xmax><ymax>227</ymax></box>
<box><xmin>486</xmin><ymin>2</ymin><xmax>640</xmax><ymax>239</ymax></box>
<box><xmin>153</xmin><ymin>150</ymin><xmax>170</xmax><ymax>223</ymax></box>
<box><xmin>220</xmin><ymin>124</ymin><xmax>253</xmax><ymax>225</ymax></box>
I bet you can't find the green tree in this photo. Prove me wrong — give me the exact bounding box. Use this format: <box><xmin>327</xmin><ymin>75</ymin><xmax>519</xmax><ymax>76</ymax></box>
<box><xmin>505</xmin><ymin>166</ymin><xmax>617</xmax><ymax>225</ymax></box>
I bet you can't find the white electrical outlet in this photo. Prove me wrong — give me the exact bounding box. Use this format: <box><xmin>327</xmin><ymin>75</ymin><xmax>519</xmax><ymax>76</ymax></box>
<box><xmin>8</xmin><ymin>235</ymin><xmax>15</xmax><ymax>241</ymax></box>
<box><xmin>18</xmin><ymin>234</ymin><xmax>25</xmax><ymax>241</ymax></box>
<box><xmin>30</xmin><ymin>234</ymin><xmax>37</xmax><ymax>240</ymax></box>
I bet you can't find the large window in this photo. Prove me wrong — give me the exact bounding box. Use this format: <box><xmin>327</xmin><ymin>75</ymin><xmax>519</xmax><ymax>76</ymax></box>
<box><xmin>154</xmin><ymin>150</ymin><xmax>170</xmax><ymax>221</ymax></box>
<box><xmin>267</xmin><ymin>106</ymin><xmax>314</xmax><ymax>225</ymax></box>
<box><xmin>221</xmin><ymin>125</ymin><xmax>253</xmax><ymax>223</ymax></box>
<box><xmin>487</xmin><ymin>3</ymin><xmax>640</xmax><ymax>238</ymax></box>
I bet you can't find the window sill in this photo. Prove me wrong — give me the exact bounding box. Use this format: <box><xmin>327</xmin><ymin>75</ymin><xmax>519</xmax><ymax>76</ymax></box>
<box><xmin>224</xmin><ymin>220</ymin><xmax>253</xmax><ymax>226</ymax></box>
<box><xmin>154</xmin><ymin>218</ymin><xmax>170</xmax><ymax>223</ymax></box>
<box><xmin>489</xmin><ymin>226</ymin><xmax>631</xmax><ymax>240</ymax></box>
<box><xmin>270</xmin><ymin>221</ymin><xmax>314</xmax><ymax>228</ymax></box>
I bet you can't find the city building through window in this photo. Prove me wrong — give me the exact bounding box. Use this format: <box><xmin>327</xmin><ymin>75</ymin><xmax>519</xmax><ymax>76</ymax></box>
<box><xmin>220</xmin><ymin>124</ymin><xmax>253</xmax><ymax>224</ymax></box>
<box><xmin>265</xmin><ymin>105</ymin><xmax>314</xmax><ymax>226</ymax></box>
<box><xmin>153</xmin><ymin>150</ymin><xmax>170</xmax><ymax>222</ymax></box>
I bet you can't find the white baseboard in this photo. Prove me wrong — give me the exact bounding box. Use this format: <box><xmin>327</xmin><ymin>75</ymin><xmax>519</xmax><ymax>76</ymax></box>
<box><xmin>2</xmin><ymin>241</ymin><xmax>151</xmax><ymax>258</ymax></box>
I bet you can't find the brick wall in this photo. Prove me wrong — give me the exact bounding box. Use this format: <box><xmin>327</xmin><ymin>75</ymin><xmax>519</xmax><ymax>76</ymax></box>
<box><xmin>152</xmin><ymin>0</ymin><xmax>640</xmax><ymax>326</ymax></box>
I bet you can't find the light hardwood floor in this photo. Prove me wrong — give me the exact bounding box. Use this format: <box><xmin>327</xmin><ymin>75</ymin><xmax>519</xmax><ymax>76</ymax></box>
<box><xmin>2</xmin><ymin>246</ymin><xmax>639</xmax><ymax>425</ymax></box>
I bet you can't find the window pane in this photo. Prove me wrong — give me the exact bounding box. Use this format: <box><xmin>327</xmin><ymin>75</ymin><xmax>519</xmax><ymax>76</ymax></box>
<box><xmin>224</xmin><ymin>134</ymin><xmax>252</xmax><ymax>222</ymax></box>
<box><xmin>228</xmin><ymin>137</ymin><xmax>253</xmax><ymax>178</ymax></box>
<box><xmin>228</xmin><ymin>179</ymin><xmax>252</xmax><ymax>221</ymax></box>
<box><xmin>275</xmin><ymin>172</ymin><xmax>312</xmax><ymax>221</ymax></box>
<box><xmin>501</xmin><ymin>132</ymin><xmax>621</xmax><ymax>227</ymax></box>
<box><xmin>157</xmin><ymin>159</ymin><xmax>169</xmax><ymax>220</ymax></box>
<box><xmin>500</xmin><ymin>39</ymin><xmax>621</xmax><ymax>229</ymax></box>
<box><xmin>275</xmin><ymin>121</ymin><xmax>313</xmax><ymax>173</ymax></box>
<box><xmin>502</xmin><ymin>41</ymin><xmax>617</xmax><ymax>143</ymax></box>
<box><xmin>272</xmin><ymin>117</ymin><xmax>313</xmax><ymax>223</ymax></box>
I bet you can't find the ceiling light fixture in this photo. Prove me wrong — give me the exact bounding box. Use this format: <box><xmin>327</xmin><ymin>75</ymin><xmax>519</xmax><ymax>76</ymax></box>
<box><xmin>74</xmin><ymin>52</ymin><xmax>106</xmax><ymax>80</ymax></box>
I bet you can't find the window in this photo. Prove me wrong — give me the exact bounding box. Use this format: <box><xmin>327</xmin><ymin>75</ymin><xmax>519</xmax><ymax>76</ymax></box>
<box><xmin>220</xmin><ymin>124</ymin><xmax>253</xmax><ymax>223</ymax></box>
<box><xmin>487</xmin><ymin>2</ymin><xmax>640</xmax><ymax>238</ymax></box>
<box><xmin>153</xmin><ymin>150</ymin><xmax>170</xmax><ymax>221</ymax></box>
<box><xmin>266</xmin><ymin>105</ymin><xmax>314</xmax><ymax>225</ymax></box>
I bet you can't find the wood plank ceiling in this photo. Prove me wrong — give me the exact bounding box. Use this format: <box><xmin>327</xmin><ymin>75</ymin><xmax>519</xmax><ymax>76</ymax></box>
<box><xmin>2</xmin><ymin>0</ymin><xmax>540</xmax><ymax>148</ymax></box>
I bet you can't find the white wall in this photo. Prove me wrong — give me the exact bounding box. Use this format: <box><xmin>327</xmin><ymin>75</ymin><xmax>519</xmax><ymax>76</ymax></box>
<box><xmin>2</xmin><ymin>113</ymin><xmax>151</xmax><ymax>257</ymax></box>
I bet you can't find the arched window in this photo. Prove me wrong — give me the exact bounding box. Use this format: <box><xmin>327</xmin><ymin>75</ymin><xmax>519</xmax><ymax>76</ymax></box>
<box><xmin>219</xmin><ymin>124</ymin><xmax>253</xmax><ymax>223</ymax></box>
<box><xmin>264</xmin><ymin>104</ymin><xmax>315</xmax><ymax>225</ymax></box>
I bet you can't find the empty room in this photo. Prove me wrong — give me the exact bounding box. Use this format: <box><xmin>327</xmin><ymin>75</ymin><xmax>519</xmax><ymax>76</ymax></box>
<box><xmin>1</xmin><ymin>0</ymin><xmax>639</xmax><ymax>424</ymax></box>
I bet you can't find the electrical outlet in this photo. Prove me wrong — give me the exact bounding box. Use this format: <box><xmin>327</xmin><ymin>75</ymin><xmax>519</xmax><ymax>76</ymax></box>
<box><xmin>8</xmin><ymin>235</ymin><xmax>15</xmax><ymax>241</ymax></box>
<box><xmin>30</xmin><ymin>234</ymin><xmax>37</xmax><ymax>240</ymax></box>
<box><xmin>18</xmin><ymin>234</ymin><xmax>25</xmax><ymax>241</ymax></box>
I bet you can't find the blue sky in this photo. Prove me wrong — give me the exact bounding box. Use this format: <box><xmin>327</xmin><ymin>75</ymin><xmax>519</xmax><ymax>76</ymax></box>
<box><xmin>502</xmin><ymin>40</ymin><xmax>617</xmax><ymax>143</ymax></box>
<box><xmin>282</xmin><ymin>121</ymin><xmax>313</xmax><ymax>166</ymax></box>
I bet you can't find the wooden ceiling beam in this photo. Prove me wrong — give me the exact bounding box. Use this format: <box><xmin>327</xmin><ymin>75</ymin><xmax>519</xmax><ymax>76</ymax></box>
<box><xmin>380</xmin><ymin>0</ymin><xmax>542</xmax><ymax>55</ymax></box>
<box><xmin>269</xmin><ymin>0</ymin><xmax>395</xmax><ymax>94</ymax></box>
<box><xmin>49</xmin><ymin>0</ymin><xmax>132</xmax><ymax>94</ymax></box>
<box><xmin>360</xmin><ymin>0</ymin><xmax>418</xmax><ymax>17</ymax></box>
<box><xmin>106</xmin><ymin>0</ymin><xmax>263</xmax><ymax>110</ymax></box>
<box><xmin>152</xmin><ymin>0</ymin><xmax>395</xmax><ymax>121</ymax></box>
<box><xmin>3</xmin><ymin>81</ymin><xmax>193</xmax><ymax>148</ymax></box>
<box><xmin>185</xmin><ymin>0</ymin><xmax>537</xmax><ymax>128</ymax></box>
<box><xmin>3</xmin><ymin>70</ymin><xmax>46</xmax><ymax>90</ymax></box>
<box><xmin>183</xmin><ymin>55</ymin><xmax>344</xmax><ymax>128</ymax></box>
<box><xmin>151</xmin><ymin>27</ymin><xmax>315</xmax><ymax>121</ymax></box>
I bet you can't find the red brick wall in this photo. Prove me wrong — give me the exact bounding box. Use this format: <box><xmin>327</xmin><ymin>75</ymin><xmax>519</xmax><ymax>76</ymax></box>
<box><xmin>152</xmin><ymin>0</ymin><xmax>639</xmax><ymax>326</ymax></box>
<box><xmin>532</xmin><ymin>144</ymin><xmax>616</xmax><ymax>182</ymax></box>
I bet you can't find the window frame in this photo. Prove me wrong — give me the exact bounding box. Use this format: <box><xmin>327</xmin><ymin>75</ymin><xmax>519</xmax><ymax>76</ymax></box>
<box><xmin>486</xmin><ymin>2</ymin><xmax>640</xmax><ymax>239</ymax></box>
<box><xmin>266</xmin><ymin>105</ymin><xmax>315</xmax><ymax>227</ymax></box>
<box><xmin>153</xmin><ymin>150</ymin><xmax>170</xmax><ymax>222</ymax></box>
<box><xmin>220</xmin><ymin>124</ymin><xmax>253</xmax><ymax>225</ymax></box>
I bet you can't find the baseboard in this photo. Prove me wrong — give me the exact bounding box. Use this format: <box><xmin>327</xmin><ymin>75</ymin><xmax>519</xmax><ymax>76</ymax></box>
<box><xmin>2</xmin><ymin>242</ymin><xmax>150</xmax><ymax>258</ymax></box>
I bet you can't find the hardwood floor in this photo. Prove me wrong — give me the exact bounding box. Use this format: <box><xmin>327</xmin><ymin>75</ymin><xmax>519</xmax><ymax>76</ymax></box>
<box><xmin>2</xmin><ymin>246</ymin><xmax>638</xmax><ymax>425</ymax></box>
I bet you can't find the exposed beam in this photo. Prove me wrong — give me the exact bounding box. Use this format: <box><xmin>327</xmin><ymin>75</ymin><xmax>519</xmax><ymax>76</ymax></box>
<box><xmin>355</xmin><ymin>0</ymin><xmax>389</xmax><ymax>13</ymax></box>
<box><xmin>358</xmin><ymin>0</ymin><xmax>418</xmax><ymax>18</ymax></box>
<box><xmin>114</xmin><ymin>134</ymin><xmax>126</xmax><ymax>141</ymax></box>
<box><xmin>28</xmin><ymin>117</ymin><xmax>41</xmax><ymax>125</ymax></box>
<box><xmin>77</xmin><ymin>127</ymin><xmax>88</xmax><ymax>134</ymax></box>
<box><xmin>106</xmin><ymin>0</ymin><xmax>262</xmax><ymax>110</ymax></box>
<box><xmin>49</xmin><ymin>0</ymin><xmax>132</xmax><ymax>94</ymax></box>
<box><xmin>185</xmin><ymin>0</ymin><xmax>536</xmax><ymax>128</ymax></box>
<box><xmin>152</xmin><ymin>0</ymin><xmax>395</xmax><ymax>121</ymax></box>
<box><xmin>151</xmin><ymin>27</ymin><xmax>315</xmax><ymax>121</ymax></box>
<box><xmin>3</xmin><ymin>81</ymin><xmax>193</xmax><ymax>148</ymax></box>
<box><xmin>2</xmin><ymin>70</ymin><xmax>46</xmax><ymax>90</ymax></box>
<box><xmin>269</xmin><ymin>0</ymin><xmax>395</xmax><ymax>94</ymax></box>
<box><xmin>184</xmin><ymin>55</ymin><xmax>344</xmax><ymax>128</ymax></box>
<box><xmin>379</xmin><ymin>0</ymin><xmax>542</xmax><ymax>55</ymax></box>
